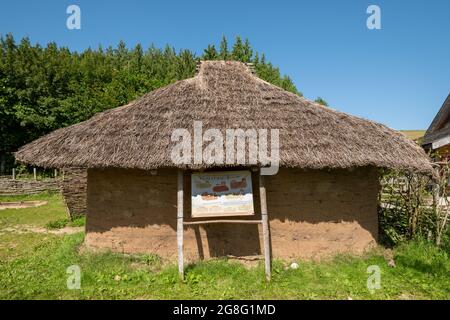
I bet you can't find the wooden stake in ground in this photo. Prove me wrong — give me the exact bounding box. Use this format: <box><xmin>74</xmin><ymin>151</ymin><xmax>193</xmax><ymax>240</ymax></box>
<box><xmin>259</xmin><ymin>173</ymin><xmax>271</xmax><ymax>281</ymax></box>
<box><xmin>177</xmin><ymin>169</ymin><xmax>184</xmax><ymax>280</ymax></box>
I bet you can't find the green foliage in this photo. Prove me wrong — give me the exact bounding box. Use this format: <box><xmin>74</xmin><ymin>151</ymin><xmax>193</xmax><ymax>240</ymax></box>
<box><xmin>315</xmin><ymin>97</ymin><xmax>328</xmax><ymax>106</ymax></box>
<box><xmin>0</xmin><ymin>192</ymin><xmax>449</xmax><ymax>299</ymax></box>
<box><xmin>253</xmin><ymin>59</ymin><xmax>301</xmax><ymax>96</ymax></box>
<box><xmin>0</xmin><ymin>232</ymin><xmax>448</xmax><ymax>299</ymax></box>
<box><xmin>70</xmin><ymin>216</ymin><xmax>86</xmax><ymax>227</ymax></box>
<box><xmin>45</xmin><ymin>218</ymin><xmax>69</xmax><ymax>230</ymax></box>
<box><xmin>140</xmin><ymin>253</ymin><xmax>162</xmax><ymax>267</ymax></box>
<box><xmin>219</xmin><ymin>36</ymin><xmax>229</xmax><ymax>60</ymax></box>
<box><xmin>45</xmin><ymin>215</ymin><xmax>85</xmax><ymax>230</ymax></box>
<box><xmin>199</xmin><ymin>36</ymin><xmax>301</xmax><ymax>95</ymax></box>
<box><xmin>0</xmin><ymin>34</ymin><xmax>300</xmax><ymax>170</ymax></box>
<box><xmin>394</xmin><ymin>239</ymin><xmax>449</xmax><ymax>276</ymax></box>
<box><xmin>203</xmin><ymin>44</ymin><xmax>218</xmax><ymax>60</ymax></box>
<box><xmin>378</xmin><ymin>169</ymin><xmax>450</xmax><ymax>249</ymax></box>
<box><xmin>379</xmin><ymin>170</ymin><xmax>432</xmax><ymax>246</ymax></box>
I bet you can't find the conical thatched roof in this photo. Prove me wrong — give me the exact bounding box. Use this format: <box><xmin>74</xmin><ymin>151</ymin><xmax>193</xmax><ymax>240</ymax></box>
<box><xmin>15</xmin><ymin>61</ymin><xmax>432</xmax><ymax>173</ymax></box>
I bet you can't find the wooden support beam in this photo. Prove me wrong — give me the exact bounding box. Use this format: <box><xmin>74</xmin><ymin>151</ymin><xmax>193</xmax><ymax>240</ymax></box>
<box><xmin>259</xmin><ymin>174</ymin><xmax>271</xmax><ymax>281</ymax></box>
<box><xmin>184</xmin><ymin>220</ymin><xmax>262</xmax><ymax>225</ymax></box>
<box><xmin>177</xmin><ymin>170</ymin><xmax>184</xmax><ymax>280</ymax></box>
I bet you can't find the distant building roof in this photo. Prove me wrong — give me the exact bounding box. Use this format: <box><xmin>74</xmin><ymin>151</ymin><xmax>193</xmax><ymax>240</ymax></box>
<box><xmin>423</xmin><ymin>93</ymin><xmax>450</xmax><ymax>149</ymax></box>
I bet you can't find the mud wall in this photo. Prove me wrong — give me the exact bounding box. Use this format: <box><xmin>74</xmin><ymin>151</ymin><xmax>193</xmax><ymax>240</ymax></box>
<box><xmin>85</xmin><ymin>167</ymin><xmax>379</xmax><ymax>261</ymax></box>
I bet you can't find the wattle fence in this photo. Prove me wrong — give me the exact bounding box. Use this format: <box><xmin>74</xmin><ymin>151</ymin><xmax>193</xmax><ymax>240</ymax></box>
<box><xmin>0</xmin><ymin>177</ymin><xmax>61</xmax><ymax>196</ymax></box>
<box><xmin>60</xmin><ymin>168</ymin><xmax>87</xmax><ymax>218</ymax></box>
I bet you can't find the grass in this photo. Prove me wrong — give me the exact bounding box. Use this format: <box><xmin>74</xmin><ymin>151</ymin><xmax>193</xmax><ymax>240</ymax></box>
<box><xmin>0</xmin><ymin>192</ymin><xmax>449</xmax><ymax>300</ymax></box>
<box><xmin>45</xmin><ymin>216</ymin><xmax>85</xmax><ymax>230</ymax></box>
<box><xmin>399</xmin><ymin>130</ymin><xmax>426</xmax><ymax>141</ymax></box>
<box><xmin>0</xmin><ymin>192</ymin><xmax>68</xmax><ymax>228</ymax></box>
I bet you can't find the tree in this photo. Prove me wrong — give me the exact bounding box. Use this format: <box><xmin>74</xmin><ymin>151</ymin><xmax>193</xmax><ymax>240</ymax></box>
<box><xmin>219</xmin><ymin>36</ymin><xmax>229</xmax><ymax>60</ymax></box>
<box><xmin>253</xmin><ymin>52</ymin><xmax>260</xmax><ymax>65</ymax></box>
<box><xmin>0</xmin><ymin>35</ymin><xmax>303</xmax><ymax>175</ymax></box>
<box><xmin>315</xmin><ymin>97</ymin><xmax>328</xmax><ymax>106</ymax></box>
<box><xmin>131</xmin><ymin>44</ymin><xmax>143</xmax><ymax>72</ymax></box>
<box><xmin>242</xmin><ymin>38</ymin><xmax>253</xmax><ymax>63</ymax></box>
<box><xmin>231</xmin><ymin>36</ymin><xmax>245</xmax><ymax>61</ymax></box>
<box><xmin>203</xmin><ymin>44</ymin><xmax>218</xmax><ymax>60</ymax></box>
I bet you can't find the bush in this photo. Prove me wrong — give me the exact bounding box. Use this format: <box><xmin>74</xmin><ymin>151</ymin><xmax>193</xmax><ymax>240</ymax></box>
<box><xmin>45</xmin><ymin>218</ymin><xmax>69</xmax><ymax>230</ymax></box>
<box><xmin>70</xmin><ymin>216</ymin><xmax>85</xmax><ymax>227</ymax></box>
<box><xmin>379</xmin><ymin>167</ymin><xmax>450</xmax><ymax>248</ymax></box>
<box><xmin>379</xmin><ymin>170</ymin><xmax>432</xmax><ymax>245</ymax></box>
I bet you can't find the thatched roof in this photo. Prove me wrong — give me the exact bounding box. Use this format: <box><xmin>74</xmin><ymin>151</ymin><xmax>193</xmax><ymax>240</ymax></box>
<box><xmin>422</xmin><ymin>93</ymin><xmax>450</xmax><ymax>148</ymax></box>
<box><xmin>15</xmin><ymin>61</ymin><xmax>432</xmax><ymax>173</ymax></box>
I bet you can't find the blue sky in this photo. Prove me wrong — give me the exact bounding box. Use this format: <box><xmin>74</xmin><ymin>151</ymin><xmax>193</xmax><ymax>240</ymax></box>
<box><xmin>1</xmin><ymin>0</ymin><xmax>449</xmax><ymax>130</ymax></box>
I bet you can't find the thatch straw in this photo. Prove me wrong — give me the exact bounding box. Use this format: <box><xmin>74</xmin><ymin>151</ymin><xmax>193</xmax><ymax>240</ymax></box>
<box><xmin>15</xmin><ymin>61</ymin><xmax>432</xmax><ymax>173</ymax></box>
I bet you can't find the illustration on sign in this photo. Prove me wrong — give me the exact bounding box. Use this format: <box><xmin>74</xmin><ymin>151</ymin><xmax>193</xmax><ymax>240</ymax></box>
<box><xmin>191</xmin><ymin>171</ymin><xmax>254</xmax><ymax>218</ymax></box>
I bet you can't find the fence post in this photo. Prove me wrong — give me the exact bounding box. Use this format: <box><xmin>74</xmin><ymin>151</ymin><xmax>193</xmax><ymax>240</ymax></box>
<box><xmin>54</xmin><ymin>169</ymin><xmax>58</xmax><ymax>178</ymax></box>
<box><xmin>177</xmin><ymin>169</ymin><xmax>184</xmax><ymax>280</ymax></box>
<box><xmin>33</xmin><ymin>167</ymin><xmax>37</xmax><ymax>181</ymax></box>
<box><xmin>259</xmin><ymin>173</ymin><xmax>272</xmax><ymax>282</ymax></box>
<box><xmin>12</xmin><ymin>168</ymin><xmax>15</xmax><ymax>180</ymax></box>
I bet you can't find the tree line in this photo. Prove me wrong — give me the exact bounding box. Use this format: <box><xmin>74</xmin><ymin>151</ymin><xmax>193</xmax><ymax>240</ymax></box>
<box><xmin>0</xmin><ymin>34</ymin><xmax>327</xmax><ymax>173</ymax></box>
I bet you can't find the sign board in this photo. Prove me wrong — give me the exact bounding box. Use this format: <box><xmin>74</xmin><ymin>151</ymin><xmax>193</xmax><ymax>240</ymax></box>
<box><xmin>191</xmin><ymin>170</ymin><xmax>254</xmax><ymax>218</ymax></box>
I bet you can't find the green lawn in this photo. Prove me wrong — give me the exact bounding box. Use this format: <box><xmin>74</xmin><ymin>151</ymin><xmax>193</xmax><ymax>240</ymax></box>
<box><xmin>0</xmin><ymin>193</ymin><xmax>449</xmax><ymax>300</ymax></box>
<box><xmin>0</xmin><ymin>192</ymin><xmax>67</xmax><ymax>228</ymax></box>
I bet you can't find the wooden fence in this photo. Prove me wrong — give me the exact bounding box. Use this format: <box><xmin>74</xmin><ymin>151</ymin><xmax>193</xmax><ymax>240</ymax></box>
<box><xmin>0</xmin><ymin>177</ymin><xmax>61</xmax><ymax>196</ymax></box>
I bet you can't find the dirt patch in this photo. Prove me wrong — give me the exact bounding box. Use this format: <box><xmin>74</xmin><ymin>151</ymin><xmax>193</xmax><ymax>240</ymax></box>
<box><xmin>0</xmin><ymin>200</ymin><xmax>48</xmax><ymax>210</ymax></box>
<box><xmin>0</xmin><ymin>224</ymin><xmax>83</xmax><ymax>235</ymax></box>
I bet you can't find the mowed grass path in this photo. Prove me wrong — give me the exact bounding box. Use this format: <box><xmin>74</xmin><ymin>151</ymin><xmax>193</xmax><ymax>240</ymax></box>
<box><xmin>0</xmin><ymin>192</ymin><xmax>449</xmax><ymax>300</ymax></box>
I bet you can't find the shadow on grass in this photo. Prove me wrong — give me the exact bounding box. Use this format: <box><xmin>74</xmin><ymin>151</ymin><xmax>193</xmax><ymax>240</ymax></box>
<box><xmin>395</xmin><ymin>241</ymin><xmax>449</xmax><ymax>276</ymax></box>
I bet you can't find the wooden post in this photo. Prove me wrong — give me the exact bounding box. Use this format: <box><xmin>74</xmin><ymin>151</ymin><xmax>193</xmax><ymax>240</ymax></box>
<box><xmin>12</xmin><ymin>168</ymin><xmax>15</xmax><ymax>180</ymax></box>
<box><xmin>259</xmin><ymin>173</ymin><xmax>271</xmax><ymax>281</ymax></box>
<box><xmin>33</xmin><ymin>168</ymin><xmax>37</xmax><ymax>181</ymax></box>
<box><xmin>177</xmin><ymin>169</ymin><xmax>184</xmax><ymax>280</ymax></box>
<box><xmin>54</xmin><ymin>169</ymin><xmax>58</xmax><ymax>178</ymax></box>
